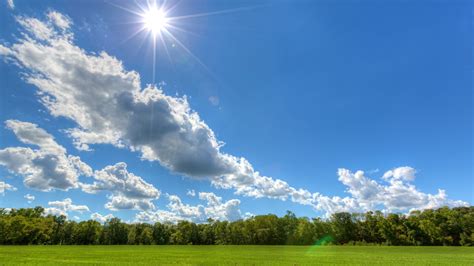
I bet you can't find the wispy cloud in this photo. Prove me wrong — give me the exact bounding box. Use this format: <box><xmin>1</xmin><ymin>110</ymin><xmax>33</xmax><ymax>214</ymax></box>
<box><xmin>0</xmin><ymin>181</ymin><xmax>17</xmax><ymax>194</ymax></box>
<box><xmin>24</xmin><ymin>193</ymin><xmax>35</xmax><ymax>203</ymax></box>
<box><xmin>6</xmin><ymin>0</ymin><xmax>14</xmax><ymax>10</ymax></box>
<box><xmin>186</xmin><ymin>189</ymin><xmax>196</xmax><ymax>197</ymax></box>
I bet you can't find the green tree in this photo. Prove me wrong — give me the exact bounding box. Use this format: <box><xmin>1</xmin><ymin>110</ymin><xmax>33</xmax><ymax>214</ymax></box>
<box><xmin>73</xmin><ymin>220</ymin><xmax>101</xmax><ymax>245</ymax></box>
<box><xmin>153</xmin><ymin>222</ymin><xmax>171</xmax><ymax>244</ymax></box>
<box><xmin>103</xmin><ymin>218</ymin><xmax>128</xmax><ymax>245</ymax></box>
<box><xmin>330</xmin><ymin>212</ymin><xmax>356</xmax><ymax>244</ymax></box>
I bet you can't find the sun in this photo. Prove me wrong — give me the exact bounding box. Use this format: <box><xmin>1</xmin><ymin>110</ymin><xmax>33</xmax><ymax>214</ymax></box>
<box><xmin>115</xmin><ymin>0</ymin><xmax>251</xmax><ymax>83</ymax></box>
<box><xmin>142</xmin><ymin>7</ymin><xmax>169</xmax><ymax>35</ymax></box>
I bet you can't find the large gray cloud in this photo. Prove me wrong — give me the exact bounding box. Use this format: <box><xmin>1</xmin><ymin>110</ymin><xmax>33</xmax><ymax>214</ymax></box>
<box><xmin>0</xmin><ymin>120</ymin><xmax>92</xmax><ymax>191</ymax></box>
<box><xmin>0</xmin><ymin>120</ymin><xmax>160</xmax><ymax>210</ymax></box>
<box><xmin>0</xmin><ymin>11</ymin><xmax>468</xmax><ymax>216</ymax></box>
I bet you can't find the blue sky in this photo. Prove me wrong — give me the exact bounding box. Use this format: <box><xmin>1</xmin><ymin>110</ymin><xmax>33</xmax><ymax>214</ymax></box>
<box><xmin>0</xmin><ymin>0</ymin><xmax>472</xmax><ymax>223</ymax></box>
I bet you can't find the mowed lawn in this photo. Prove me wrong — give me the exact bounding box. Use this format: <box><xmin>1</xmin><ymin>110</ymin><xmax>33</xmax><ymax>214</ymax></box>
<box><xmin>0</xmin><ymin>246</ymin><xmax>473</xmax><ymax>265</ymax></box>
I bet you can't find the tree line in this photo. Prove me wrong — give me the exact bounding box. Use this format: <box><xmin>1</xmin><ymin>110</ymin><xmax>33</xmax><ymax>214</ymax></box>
<box><xmin>0</xmin><ymin>206</ymin><xmax>473</xmax><ymax>246</ymax></box>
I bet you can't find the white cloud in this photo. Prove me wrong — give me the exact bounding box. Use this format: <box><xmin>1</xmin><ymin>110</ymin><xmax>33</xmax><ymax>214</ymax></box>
<box><xmin>338</xmin><ymin>168</ymin><xmax>383</xmax><ymax>206</ymax></box>
<box><xmin>0</xmin><ymin>181</ymin><xmax>17</xmax><ymax>194</ymax></box>
<box><xmin>91</xmin><ymin>212</ymin><xmax>114</xmax><ymax>223</ymax></box>
<box><xmin>166</xmin><ymin>194</ymin><xmax>204</xmax><ymax>220</ymax></box>
<box><xmin>81</xmin><ymin>162</ymin><xmax>160</xmax><ymax>211</ymax></box>
<box><xmin>0</xmin><ymin>11</ymin><xmax>306</xmax><ymax>204</ymax></box>
<box><xmin>85</xmin><ymin>163</ymin><xmax>159</xmax><ymax>199</ymax></box>
<box><xmin>24</xmin><ymin>193</ymin><xmax>35</xmax><ymax>203</ymax></box>
<box><xmin>135</xmin><ymin>209</ymin><xmax>185</xmax><ymax>224</ymax></box>
<box><xmin>0</xmin><ymin>11</ymin><xmax>468</xmax><ymax>217</ymax></box>
<box><xmin>44</xmin><ymin>198</ymin><xmax>89</xmax><ymax>217</ymax></box>
<box><xmin>382</xmin><ymin>166</ymin><xmax>416</xmax><ymax>182</ymax></box>
<box><xmin>44</xmin><ymin>207</ymin><xmax>66</xmax><ymax>217</ymax></box>
<box><xmin>6</xmin><ymin>0</ymin><xmax>14</xmax><ymax>10</ymax></box>
<box><xmin>0</xmin><ymin>119</ymin><xmax>158</xmax><ymax>211</ymax></box>
<box><xmin>15</xmin><ymin>11</ymin><xmax>72</xmax><ymax>41</ymax></box>
<box><xmin>0</xmin><ymin>120</ymin><xmax>93</xmax><ymax>191</ymax></box>
<box><xmin>312</xmin><ymin>167</ymin><xmax>469</xmax><ymax>215</ymax></box>
<box><xmin>243</xmin><ymin>212</ymin><xmax>254</xmax><ymax>220</ymax></box>
<box><xmin>313</xmin><ymin>193</ymin><xmax>365</xmax><ymax>216</ymax></box>
<box><xmin>199</xmin><ymin>192</ymin><xmax>242</xmax><ymax>221</ymax></box>
<box><xmin>136</xmin><ymin>192</ymin><xmax>242</xmax><ymax>223</ymax></box>
<box><xmin>16</xmin><ymin>16</ymin><xmax>55</xmax><ymax>41</ymax></box>
<box><xmin>46</xmin><ymin>11</ymin><xmax>71</xmax><ymax>30</ymax></box>
<box><xmin>186</xmin><ymin>189</ymin><xmax>195</xmax><ymax>197</ymax></box>
<box><xmin>5</xmin><ymin>120</ymin><xmax>66</xmax><ymax>155</ymax></box>
<box><xmin>48</xmin><ymin>198</ymin><xmax>89</xmax><ymax>212</ymax></box>
<box><xmin>104</xmin><ymin>194</ymin><xmax>156</xmax><ymax>211</ymax></box>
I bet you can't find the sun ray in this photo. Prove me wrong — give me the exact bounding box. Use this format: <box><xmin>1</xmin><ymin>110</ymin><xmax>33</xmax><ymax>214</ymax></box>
<box><xmin>108</xmin><ymin>0</ymin><xmax>260</xmax><ymax>86</ymax></box>
<box><xmin>165</xmin><ymin>24</ymin><xmax>201</xmax><ymax>38</ymax></box>
<box><xmin>170</xmin><ymin>5</ymin><xmax>265</xmax><ymax>21</ymax></box>
<box><xmin>161</xmin><ymin>27</ymin><xmax>217</xmax><ymax>79</ymax></box>
<box><xmin>105</xmin><ymin>0</ymin><xmax>144</xmax><ymax>17</ymax></box>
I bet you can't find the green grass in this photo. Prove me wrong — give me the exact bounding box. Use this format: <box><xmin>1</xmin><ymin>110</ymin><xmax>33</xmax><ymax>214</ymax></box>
<box><xmin>0</xmin><ymin>246</ymin><xmax>472</xmax><ymax>265</ymax></box>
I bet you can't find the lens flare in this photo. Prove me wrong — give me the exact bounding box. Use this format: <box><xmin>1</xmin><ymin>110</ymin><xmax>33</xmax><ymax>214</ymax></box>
<box><xmin>305</xmin><ymin>235</ymin><xmax>334</xmax><ymax>256</ymax></box>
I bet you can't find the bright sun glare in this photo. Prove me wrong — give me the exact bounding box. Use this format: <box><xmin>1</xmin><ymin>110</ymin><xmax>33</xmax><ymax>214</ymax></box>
<box><xmin>122</xmin><ymin>0</ymin><xmax>243</xmax><ymax>83</ymax></box>
<box><xmin>143</xmin><ymin>8</ymin><xmax>169</xmax><ymax>34</ymax></box>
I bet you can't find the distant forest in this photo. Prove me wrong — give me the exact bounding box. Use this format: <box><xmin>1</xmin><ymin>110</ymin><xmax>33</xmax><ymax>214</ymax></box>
<box><xmin>0</xmin><ymin>207</ymin><xmax>473</xmax><ymax>246</ymax></box>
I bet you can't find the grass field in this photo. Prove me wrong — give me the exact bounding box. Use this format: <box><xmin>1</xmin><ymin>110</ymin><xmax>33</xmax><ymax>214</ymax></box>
<box><xmin>0</xmin><ymin>245</ymin><xmax>472</xmax><ymax>265</ymax></box>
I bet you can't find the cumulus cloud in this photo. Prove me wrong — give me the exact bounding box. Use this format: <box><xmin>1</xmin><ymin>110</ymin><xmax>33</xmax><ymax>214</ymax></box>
<box><xmin>91</xmin><ymin>212</ymin><xmax>114</xmax><ymax>223</ymax></box>
<box><xmin>136</xmin><ymin>192</ymin><xmax>242</xmax><ymax>223</ymax></box>
<box><xmin>311</xmin><ymin>167</ymin><xmax>468</xmax><ymax>216</ymax></box>
<box><xmin>49</xmin><ymin>198</ymin><xmax>89</xmax><ymax>212</ymax></box>
<box><xmin>0</xmin><ymin>11</ymin><xmax>467</xmax><ymax>217</ymax></box>
<box><xmin>0</xmin><ymin>120</ymin><xmax>158</xmax><ymax>211</ymax></box>
<box><xmin>0</xmin><ymin>181</ymin><xmax>17</xmax><ymax>194</ymax></box>
<box><xmin>81</xmin><ymin>162</ymin><xmax>160</xmax><ymax>211</ymax></box>
<box><xmin>199</xmin><ymin>192</ymin><xmax>242</xmax><ymax>221</ymax></box>
<box><xmin>44</xmin><ymin>198</ymin><xmax>89</xmax><ymax>217</ymax></box>
<box><xmin>0</xmin><ymin>120</ymin><xmax>93</xmax><ymax>191</ymax></box>
<box><xmin>104</xmin><ymin>194</ymin><xmax>156</xmax><ymax>211</ymax></box>
<box><xmin>24</xmin><ymin>193</ymin><xmax>35</xmax><ymax>203</ymax></box>
<box><xmin>43</xmin><ymin>207</ymin><xmax>66</xmax><ymax>217</ymax></box>
<box><xmin>85</xmin><ymin>163</ymin><xmax>159</xmax><ymax>200</ymax></box>
<box><xmin>337</xmin><ymin>168</ymin><xmax>383</xmax><ymax>208</ymax></box>
<box><xmin>382</xmin><ymin>166</ymin><xmax>416</xmax><ymax>182</ymax></box>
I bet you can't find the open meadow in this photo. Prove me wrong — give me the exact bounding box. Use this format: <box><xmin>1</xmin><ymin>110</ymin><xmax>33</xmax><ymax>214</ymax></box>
<box><xmin>0</xmin><ymin>246</ymin><xmax>472</xmax><ymax>265</ymax></box>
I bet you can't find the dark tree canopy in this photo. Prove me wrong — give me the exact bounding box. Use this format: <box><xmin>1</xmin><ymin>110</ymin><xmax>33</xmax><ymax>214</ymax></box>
<box><xmin>0</xmin><ymin>206</ymin><xmax>473</xmax><ymax>246</ymax></box>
